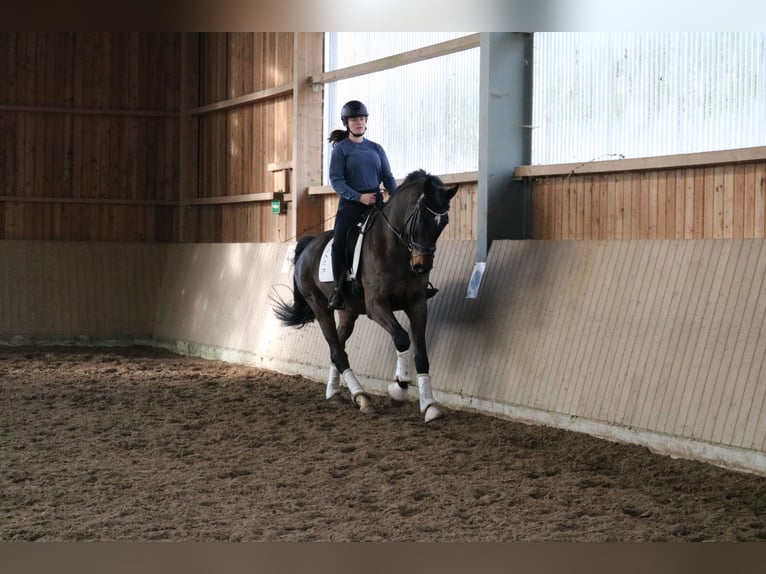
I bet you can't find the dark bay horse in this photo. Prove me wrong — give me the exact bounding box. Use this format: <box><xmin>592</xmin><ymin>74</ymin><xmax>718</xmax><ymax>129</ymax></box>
<box><xmin>272</xmin><ymin>169</ymin><xmax>459</xmax><ymax>422</ymax></box>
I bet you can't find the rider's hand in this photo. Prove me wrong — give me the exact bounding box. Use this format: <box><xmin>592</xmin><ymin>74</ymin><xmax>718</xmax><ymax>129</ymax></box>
<box><xmin>360</xmin><ymin>193</ymin><xmax>378</xmax><ymax>206</ymax></box>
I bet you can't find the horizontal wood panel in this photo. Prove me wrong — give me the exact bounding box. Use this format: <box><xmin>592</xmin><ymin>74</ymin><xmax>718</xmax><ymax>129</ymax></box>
<box><xmin>0</xmin><ymin>32</ymin><xmax>299</xmax><ymax>243</ymax></box>
<box><xmin>0</xmin><ymin>112</ymin><xmax>179</xmax><ymax>202</ymax></box>
<box><xmin>516</xmin><ymin>146</ymin><xmax>766</xmax><ymax>177</ymax></box>
<box><xmin>183</xmin><ymin>203</ymin><xmax>290</xmax><ymax>243</ymax></box>
<box><xmin>196</xmin><ymin>94</ymin><xmax>292</xmax><ymax>202</ymax></box>
<box><xmin>0</xmin><ymin>202</ymin><xmax>176</xmax><ymax>241</ymax></box>
<box><xmin>3</xmin><ymin>32</ymin><xmax>762</xmax><ymax>248</ymax></box>
<box><xmin>199</xmin><ymin>33</ymin><xmax>293</xmax><ymax>106</ymax></box>
<box><xmin>0</xmin><ymin>33</ymin><xmax>182</xmax><ymax>242</ymax></box>
<box><xmin>190</xmin><ymin>33</ymin><xmax>296</xmax><ymax>239</ymax></box>
<box><xmin>0</xmin><ymin>32</ymin><xmax>180</xmax><ymax>111</ymax></box>
<box><xmin>531</xmin><ymin>162</ymin><xmax>766</xmax><ymax>240</ymax></box>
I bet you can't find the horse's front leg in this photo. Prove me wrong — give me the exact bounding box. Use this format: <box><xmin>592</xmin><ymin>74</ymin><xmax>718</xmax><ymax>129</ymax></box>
<box><xmin>386</xmin><ymin>346</ymin><xmax>414</xmax><ymax>404</ymax></box>
<box><xmin>366</xmin><ymin>297</ymin><xmax>442</xmax><ymax>422</ymax></box>
<box><xmin>407</xmin><ymin>298</ymin><xmax>443</xmax><ymax>423</ymax></box>
<box><xmin>364</xmin><ymin>299</ymin><xmax>414</xmax><ymax>404</ymax></box>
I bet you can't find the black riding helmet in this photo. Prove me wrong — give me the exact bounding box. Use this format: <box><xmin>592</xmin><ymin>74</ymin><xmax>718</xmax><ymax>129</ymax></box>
<box><xmin>341</xmin><ymin>100</ymin><xmax>369</xmax><ymax>126</ymax></box>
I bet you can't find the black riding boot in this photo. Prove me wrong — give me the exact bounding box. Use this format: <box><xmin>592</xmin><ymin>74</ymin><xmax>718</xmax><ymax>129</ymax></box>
<box><xmin>328</xmin><ymin>280</ymin><xmax>345</xmax><ymax>310</ymax></box>
<box><xmin>328</xmin><ymin>249</ymin><xmax>345</xmax><ymax>311</ymax></box>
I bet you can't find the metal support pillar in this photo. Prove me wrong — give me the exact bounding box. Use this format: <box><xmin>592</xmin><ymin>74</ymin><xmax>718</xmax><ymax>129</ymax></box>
<box><xmin>469</xmin><ymin>33</ymin><xmax>533</xmax><ymax>298</ymax></box>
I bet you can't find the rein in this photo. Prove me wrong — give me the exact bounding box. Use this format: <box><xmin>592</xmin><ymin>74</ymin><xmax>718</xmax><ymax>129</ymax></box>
<box><xmin>375</xmin><ymin>194</ymin><xmax>449</xmax><ymax>255</ymax></box>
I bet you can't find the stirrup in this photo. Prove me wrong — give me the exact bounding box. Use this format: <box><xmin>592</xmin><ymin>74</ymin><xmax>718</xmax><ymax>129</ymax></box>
<box><xmin>426</xmin><ymin>282</ymin><xmax>439</xmax><ymax>299</ymax></box>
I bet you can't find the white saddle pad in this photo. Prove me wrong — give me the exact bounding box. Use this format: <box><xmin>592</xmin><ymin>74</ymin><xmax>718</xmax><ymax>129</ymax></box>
<box><xmin>318</xmin><ymin>217</ymin><xmax>370</xmax><ymax>283</ymax></box>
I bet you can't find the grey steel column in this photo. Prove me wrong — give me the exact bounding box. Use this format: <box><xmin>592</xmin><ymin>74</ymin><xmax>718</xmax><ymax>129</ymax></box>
<box><xmin>470</xmin><ymin>32</ymin><xmax>533</xmax><ymax>298</ymax></box>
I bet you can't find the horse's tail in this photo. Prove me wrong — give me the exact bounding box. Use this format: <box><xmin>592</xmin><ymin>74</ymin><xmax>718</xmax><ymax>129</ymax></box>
<box><xmin>271</xmin><ymin>235</ymin><xmax>316</xmax><ymax>328</ymax></box>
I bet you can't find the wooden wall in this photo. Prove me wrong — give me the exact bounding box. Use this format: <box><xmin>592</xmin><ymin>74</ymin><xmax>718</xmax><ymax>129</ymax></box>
<box><xmin>0</xmin><ymin>32</ymin><xmax>302</xmax><ymax>244</ymax></box>
<box><xmin>527</xmin><ymin>156</ymin><xmax>766</xmax><ymax>241</ymax></box>
<box><xmin>1</xmin><ymin>32</ymin><xmax>472</xmax><ymax>244</ymax></box>
<box><xmin>6</xmin><ymin>34</ymin><xmax>761</xmax><ymax>246</ymax></box>
<box><xmin>186</xmin><ymin>33</ymin><xmax>295</xmax><ymax>243</ymax></box>
<box><xmin>0</xmin><ymin>33</ymin><xmax>181</xmax><ymax>242</ymax></box>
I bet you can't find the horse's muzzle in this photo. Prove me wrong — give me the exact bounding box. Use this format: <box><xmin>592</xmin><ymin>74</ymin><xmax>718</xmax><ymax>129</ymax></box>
<box><xmin>410</xmin><ymin>252</ymin><xmax>434</xmax><ymax>274</ymax></box>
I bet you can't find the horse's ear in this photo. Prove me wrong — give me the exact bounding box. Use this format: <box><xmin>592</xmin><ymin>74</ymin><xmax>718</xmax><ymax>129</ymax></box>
<box><xmin>445</xmin><ymin>184</ymin><xmax>459</xmax><ymax>201</ymax></box>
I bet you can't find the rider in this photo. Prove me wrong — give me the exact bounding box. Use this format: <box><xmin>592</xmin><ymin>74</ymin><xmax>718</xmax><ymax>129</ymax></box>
<box><xmin>327</xmin><ymin>100</ymin><xmax>398</xmax><ymax>310</ymax></box>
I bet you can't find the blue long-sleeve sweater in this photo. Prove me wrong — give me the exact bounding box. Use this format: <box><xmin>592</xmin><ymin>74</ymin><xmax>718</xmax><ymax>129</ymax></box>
<box><xmin>329</xmin><ymin>138</ymin><xmax>398</xmax><ymax>202</ymax></box>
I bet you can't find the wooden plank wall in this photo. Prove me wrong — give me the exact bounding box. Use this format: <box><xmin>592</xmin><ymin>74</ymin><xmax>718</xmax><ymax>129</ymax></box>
<box><xmin>2</xmin><ymin>33</ymin><xmax>472</xmax><ymax>245</ymax></box>
<box><xmin>0</xmin><ymin>32</ymin><xmax>302</xmax><ymax>244</ymax></box>
<box><xmin>187</xmin><ymin>33</ymin><xmax>294</xmax><ymax>243</ymax></box>
<box><xmin>531</xmin><ymin>162</ymin><xmax>766</xmax><ymax>240</ymax></box>
<box><xmin>0</xmin><ymin>33</ymin><xmax>180</xmax><ymax>242</ymax></box>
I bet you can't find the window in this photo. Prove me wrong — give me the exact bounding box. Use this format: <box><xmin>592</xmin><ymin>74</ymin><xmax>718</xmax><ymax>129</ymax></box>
<box><xmin>323</xmin><ymin>33</ymin><xmax>480</xmax><ymax>182</ymax></box>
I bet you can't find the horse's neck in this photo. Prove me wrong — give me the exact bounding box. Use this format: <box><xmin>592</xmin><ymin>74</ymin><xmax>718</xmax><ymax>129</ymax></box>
<box><xmin>369</xmin><ymin>190</ymin><xmax>417</xmax><ymax>253</ymax></box>
<box><xmin>384</xmin><ymin>189</ymin><xmax>418</xmax><ymax>225</ymax></box>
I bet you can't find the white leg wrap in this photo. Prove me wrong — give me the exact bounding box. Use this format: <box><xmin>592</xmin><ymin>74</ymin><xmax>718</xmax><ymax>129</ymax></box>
<box><xmin>326</xmin><ymin>365</ymin><xmax>341</xmax><ymax>399</ymax></box>
<box><xmin>418</xmin><ymin>374</ymin><xmax>442</xmax><ymax>422</ymax></box>
<box><xmin>342</xmin><ymin>369</ymin><xmax>365</xmax><ymax>398</ymax></box>
<box><xmin>417</xmin><ymin>374</ymin><xmax>436</xmax><ymax>413</ymax></box>
<box><xmin>395</xmin><ymin>349</ymin><xmax>412</xmax><ymax>384</ymax></box>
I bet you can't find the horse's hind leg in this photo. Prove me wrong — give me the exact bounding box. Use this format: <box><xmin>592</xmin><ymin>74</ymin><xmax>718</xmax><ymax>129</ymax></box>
<box><xmin>325</xmin><ymin>364</ymin><xmax>341</xmax><ymax>400</ymax></box>
<box><xmin>315</xmin><ymin>308</ymin><xmax>374</xmax><ymax>414</ymax></box>
<box><xmin>325</xmin><ymin>312</ymin><xmax>358</xmax><ymax>400</ymax></box>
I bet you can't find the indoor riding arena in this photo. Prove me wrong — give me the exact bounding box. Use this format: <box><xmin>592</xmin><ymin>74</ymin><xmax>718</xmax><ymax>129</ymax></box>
<box><xmin>1</xmin><ymin>32</ymin><xmax>765</xmax><ymax>542</ymax></box>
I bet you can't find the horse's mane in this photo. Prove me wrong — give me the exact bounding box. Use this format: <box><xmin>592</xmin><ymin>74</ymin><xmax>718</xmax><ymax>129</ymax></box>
<box><xmin>386</xmin><ymin>169</ymin><xmax>448</xmax><ymax>216</ymax></box>
<box><xmin>389</xmin><ymin>170</ymin><xmax>443</xmax><ymax>205</ymax></box>
<box><xmin>400</xmin><ymin>169</ymin><xmax>444</xmax><ymax>189</ymax></box>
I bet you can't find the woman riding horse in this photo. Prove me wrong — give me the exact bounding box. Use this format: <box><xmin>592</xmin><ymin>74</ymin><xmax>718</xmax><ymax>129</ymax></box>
<box><xmin>273</xmin><ymin>168</ymin><xmax>459</xmax><ymax>423</ymax></box>
<box><xmin>326</xmin><ymin>100</ymin><xmax>398</xmax><ymax>311</ymax></box>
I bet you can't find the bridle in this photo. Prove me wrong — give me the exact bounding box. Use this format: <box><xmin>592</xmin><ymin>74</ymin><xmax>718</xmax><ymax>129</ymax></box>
<box><xmin>376</xmin><ymin>194</ymin><xmax>449</xmax><ymax>270</ymax></box>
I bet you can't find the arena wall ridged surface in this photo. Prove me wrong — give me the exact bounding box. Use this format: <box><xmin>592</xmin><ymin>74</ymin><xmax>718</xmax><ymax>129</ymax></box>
<box><xmin>6</xmin><ymin>238</ymin><xmax>760</xmax><ymax>474</ymax></box>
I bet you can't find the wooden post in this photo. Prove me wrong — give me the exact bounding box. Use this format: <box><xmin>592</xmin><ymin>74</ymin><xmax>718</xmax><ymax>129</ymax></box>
<box><xmin>178</xmin><ymin>33</ymin><xmax>200</xmax><ymax>243</ymax></box>
<box><xmin>292</xmin><ymin>33</ymin><xmax>325</xmax><ymax>241</ymax></box>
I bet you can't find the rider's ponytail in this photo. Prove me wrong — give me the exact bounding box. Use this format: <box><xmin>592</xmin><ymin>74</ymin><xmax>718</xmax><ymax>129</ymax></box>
<box><xmin>327</xmin><ymin>129</ymin><xmax>349</xmax><ymax>146</ymax></box>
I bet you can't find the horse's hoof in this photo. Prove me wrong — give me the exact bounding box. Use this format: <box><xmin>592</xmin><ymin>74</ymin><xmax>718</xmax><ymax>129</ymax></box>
<box><xmin>424</xmin><ymin>404</ymin><xmax>443</xmax><ymax>423</ymax></box>
<box><xmin>354</xmin><ymin>393</ymin><xmax>376</xmax><ymax>415</ymax></box>
<box><xmin>387</xmin><ymin>382</ymin><xmax>410</xmax><ymax>403</ymax></box>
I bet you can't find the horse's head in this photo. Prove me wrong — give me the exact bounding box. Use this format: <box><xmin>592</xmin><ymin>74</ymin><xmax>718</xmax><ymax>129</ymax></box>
<box><xmin>400</xmin><ymin>171</ymin><xmax>459</xmax><ymax>274</ymax></box>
